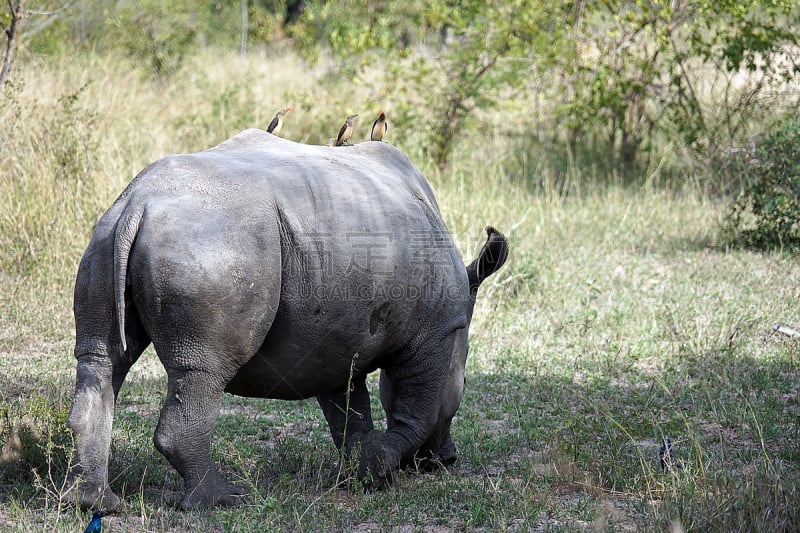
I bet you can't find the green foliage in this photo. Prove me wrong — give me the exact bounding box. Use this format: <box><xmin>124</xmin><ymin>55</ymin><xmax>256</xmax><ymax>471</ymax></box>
<box><xmin>293</xmin><ymin>0</ymin><xmax>573</xmax><ymax>167</ymax></box>
<box><xmin>108</xmin><ymin>0</ymin><xmax>202</xmax><ymax>78</ymax></box>
<box><xmin>5</xmin><ymin>1</ymin><xmax>798</xmax><ymax>176</ymax></box>
<box><xmin>286</xmin><ymin>0</ymin><xmax>799</xmax><ymax>171</ymax></box>
<box><xmin>288</xmin><ymin>1</ymin><xmax>424</xmax><ymax>60</ymax></box>
<box><xmin>723</xmin><ymin>114</ymin><xmax>800</xmax><ymax>250</ymax></box>
<box><xmin>247</xmin><ymin>0</ymin><xmax>288</xmax><ymax>44</ymax></box>
<box><xmin>421</xmin><ymin>0</ymin><xmax>572</xmax><ymax>168</ymax></box>
<box><xmin>558</xmin><ymin>0</ymin><xmax>800</xmax><ymax>173</ymax></box>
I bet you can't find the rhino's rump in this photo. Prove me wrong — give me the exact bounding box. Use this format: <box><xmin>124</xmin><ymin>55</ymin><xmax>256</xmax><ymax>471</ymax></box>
<box><xmin>121</xmin><ymin>131</ymin><xmax>469</xmax><ymax>399</ymax></box>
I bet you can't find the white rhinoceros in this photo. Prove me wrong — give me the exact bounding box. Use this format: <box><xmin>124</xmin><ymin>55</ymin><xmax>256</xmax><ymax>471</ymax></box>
<box><xmin>64</xmin><ymin>130</ymin><xmax>508</xmax><ymax>510</ymax></box>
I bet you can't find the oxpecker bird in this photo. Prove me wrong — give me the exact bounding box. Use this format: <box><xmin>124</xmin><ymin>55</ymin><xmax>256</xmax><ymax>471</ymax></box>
<box><xmin>83</xmin><ymin>510</ymin><xmax>107</xmax><ymax>533</ymax></box>
<box><xmin>370</xmin><ymin>111</ymin><xmax>388</xmax><ymax>141</ymax></box>
<box><xmin>335</xmin><ymin>114</ymin><xmax>358</xmax><ymax>146</ymax></box>
<box><xmin>267</xmin><ymin>107</ymin><xmax>291</xmax><ymax>135</ymax></box>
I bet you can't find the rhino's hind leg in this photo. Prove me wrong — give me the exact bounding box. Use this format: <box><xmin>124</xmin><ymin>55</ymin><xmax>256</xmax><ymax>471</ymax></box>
<box><xmin>64</xmin><ymin>354</ymin><xmax>121</xmax><ymax>511</ymax></box>
<box><xmin>154</xmin><ymin>365</ymin><xmax>244</xmax><ymax>510</ymax></box>
<box><xmin>65</xmin><ymin>338</ymin><xmax>149</xmax><ymax>511</ymax></box>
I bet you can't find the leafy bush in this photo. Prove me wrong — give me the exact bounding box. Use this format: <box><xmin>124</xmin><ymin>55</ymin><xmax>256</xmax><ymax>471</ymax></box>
<box><xmin>723</xmin><ymin>114</ymin><xmax>800</xmax><ymax>250</ymax></box>
<box><xmin>109</xmin><ymin>0</ymin><xmax>201</xmax><ymax>78</ymax></box>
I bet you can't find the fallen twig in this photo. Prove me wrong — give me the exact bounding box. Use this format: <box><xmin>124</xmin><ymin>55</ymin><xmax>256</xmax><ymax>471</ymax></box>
<box><xmin>773</xmin><ymin>323</ymin><xmax>800</xmax><ymax>338</ymax></box>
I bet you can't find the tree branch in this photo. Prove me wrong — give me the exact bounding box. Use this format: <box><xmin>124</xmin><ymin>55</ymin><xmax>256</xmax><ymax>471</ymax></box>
<box><xmin>21</xmin><ymin>0</ymin><xmax>75</xmax><ymax>39</ymax></box>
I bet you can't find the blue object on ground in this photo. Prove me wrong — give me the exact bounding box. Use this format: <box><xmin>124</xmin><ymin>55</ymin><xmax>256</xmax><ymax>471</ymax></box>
<box><xmin>83</xmin><ymin>510</ymin><xmax>106</xmax><ymax>533</ymax></box>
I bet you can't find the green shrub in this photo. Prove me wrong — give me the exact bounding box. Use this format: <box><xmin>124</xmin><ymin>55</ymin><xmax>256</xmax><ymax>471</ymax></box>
<box><xmin>109</xmin><ymin>0</ymin><xmax>201</xmax><ymax>78</ymax></box>
<box><xmin>723</xmin><ymin>114</ymin><xmax>800</xmax><ymax>250</ymax></box>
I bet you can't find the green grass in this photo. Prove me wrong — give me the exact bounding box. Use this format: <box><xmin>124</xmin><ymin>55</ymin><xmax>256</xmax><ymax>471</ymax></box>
<box><xmin>1</xmin><ymin>49</ymin><xmax>799</xmax><ymax>531</ymax></box>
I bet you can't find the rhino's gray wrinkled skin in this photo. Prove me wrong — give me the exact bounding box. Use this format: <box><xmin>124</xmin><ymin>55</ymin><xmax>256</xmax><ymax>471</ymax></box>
<box><xmin>64</xmin><ymin>130</ymin><xmax>508</xmax><ymax>511</ymax></box>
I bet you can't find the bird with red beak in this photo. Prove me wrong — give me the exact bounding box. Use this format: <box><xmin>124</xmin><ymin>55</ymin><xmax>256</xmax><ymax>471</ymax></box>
<box><xmin>267</xmin><ymin>107</ymin><xmax>291</xmax><ymax>135</ymax></box>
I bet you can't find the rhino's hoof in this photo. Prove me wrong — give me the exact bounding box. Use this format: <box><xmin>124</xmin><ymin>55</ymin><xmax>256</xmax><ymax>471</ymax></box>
<box><xmin>351</xmin><ymin>431</ymin><xmax>401</xmax><ymax>489</ymax></box>
<box><xmin>179</xmin><ymin>482</ymin><xmax>246</xmax><ymax>510</ymax></box>
<box><xmin>417</xmin><ymin>452</ymin><xmax>457</xmax><ymax>473</ymax></box>
<box><xmin>416</xmin><ymin>441</ymin><xmax>457</xmax><ymax>472</ymax></box>
<box><xmin>62</xmin><ymin>483</ymin><xmax>121</xmax><ymax>512</ymax></box>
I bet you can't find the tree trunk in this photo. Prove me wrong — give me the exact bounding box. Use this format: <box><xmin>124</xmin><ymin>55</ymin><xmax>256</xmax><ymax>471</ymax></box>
<box><xmin>1</xmin><ymin>1</ymin><xmax>23</xmax><ymax>88</ymax></box>
<box><xmin>240</xmin><ymin>0</ymin><xmax>248</xmax><ymax>57</ymax></box>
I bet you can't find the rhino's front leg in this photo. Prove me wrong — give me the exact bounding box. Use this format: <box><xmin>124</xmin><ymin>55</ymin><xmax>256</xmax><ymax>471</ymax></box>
<box><xmin>64</xmin><ymin>354</ymin><xmax>121</xmax><ymax>511</ymax></box>
<box><xmin>154</xmin><ymin>367</ymin><xmax>244</xmax><ymax>510</ymax></box>
<box><xmin>415</xmin><ymin>419</ymin><xmax>457</xmax><ymax>471</ymax></box>
<box><xmin>357</xmin><ymin>330</ymin><xmax>458</xmax><ymax>485</ymax></box>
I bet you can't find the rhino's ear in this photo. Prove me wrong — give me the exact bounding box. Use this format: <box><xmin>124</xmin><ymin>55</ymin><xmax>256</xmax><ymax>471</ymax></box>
<box><xmin>467</xmin><ymin>226</ymin><xmax>508</xmax><ymax>294</ymax></box>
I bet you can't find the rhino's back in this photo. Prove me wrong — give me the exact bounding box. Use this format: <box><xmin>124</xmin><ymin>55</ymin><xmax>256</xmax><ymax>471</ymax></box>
<box><xmin>124</xmin><ymin>130</ymin><xmax>441</xmax><ymax>229</ymax></box>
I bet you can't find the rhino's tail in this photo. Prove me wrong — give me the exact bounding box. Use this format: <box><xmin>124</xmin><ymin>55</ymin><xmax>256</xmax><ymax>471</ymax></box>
<box><xmin>113</xmin><ymin>204</ymin><xmax>145</xmax><ymax>355</ymax></box>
